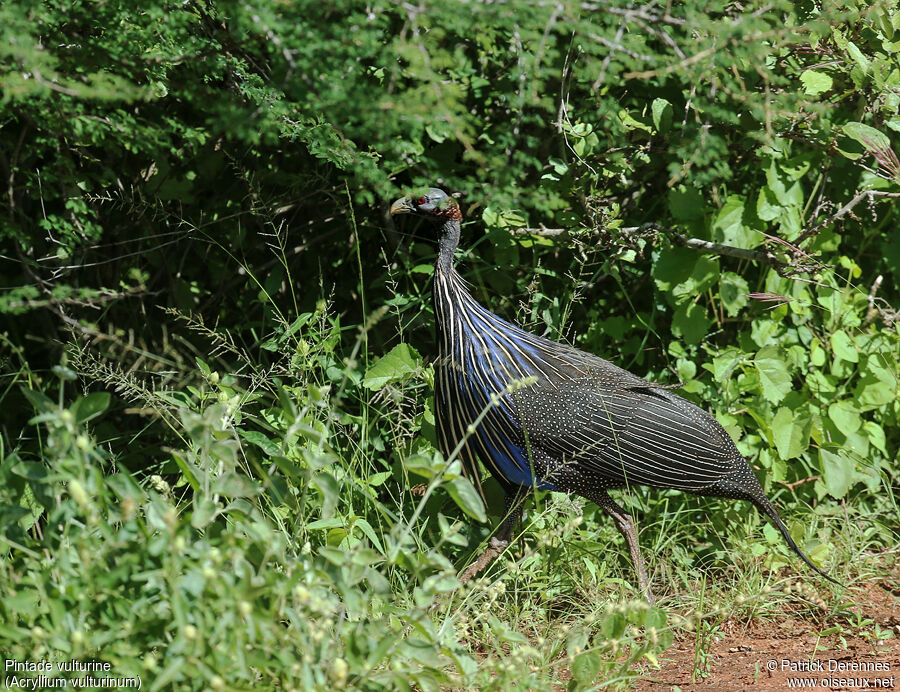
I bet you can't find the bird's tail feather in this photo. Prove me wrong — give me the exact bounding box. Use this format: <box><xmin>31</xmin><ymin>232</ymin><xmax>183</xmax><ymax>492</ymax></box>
<box><xmin>753</xmin><ymin>496</ymin><xmax>844</xmax><ymax>588</ymax></box>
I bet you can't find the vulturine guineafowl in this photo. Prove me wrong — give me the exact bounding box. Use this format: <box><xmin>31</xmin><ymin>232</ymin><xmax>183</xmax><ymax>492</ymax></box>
<box><xmin>390</xmin><ymin>187</ymin><xmax>840</xmax><ymax>601</ymax></box>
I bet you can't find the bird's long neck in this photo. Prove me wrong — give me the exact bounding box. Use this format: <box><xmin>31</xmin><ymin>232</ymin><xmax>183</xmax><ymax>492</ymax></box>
<box><xmin>432</xmin><ymin>218</ymin><xmax>475</xmax><ymax>364</ymax></box>
<box><xmin>436</xmin><ymin>218</ymin><xmax>461</xmax><ymax>276</ymax></box>
<box><xmin>432</xmin><ymin>217</ymin><xmax>531</xmax><ymax>362</ymax></box>
<box><xmin>431</xmin><ymin>217</ymin><xmax>584</xmax><ymax>384</ymax></box>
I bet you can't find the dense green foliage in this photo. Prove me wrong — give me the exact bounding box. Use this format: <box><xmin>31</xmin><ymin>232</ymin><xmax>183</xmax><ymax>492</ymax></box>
<box><xmin>1</xmin><ymin>0</ymin><xmax>898</xmax><ymax>689</ymax></box>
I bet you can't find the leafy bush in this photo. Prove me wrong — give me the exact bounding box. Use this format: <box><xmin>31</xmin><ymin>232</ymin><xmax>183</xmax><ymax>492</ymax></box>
<box><xmin>1</xmin><ymin>0</ymin><xmax>898</xmax><ymax>689</ymax></box>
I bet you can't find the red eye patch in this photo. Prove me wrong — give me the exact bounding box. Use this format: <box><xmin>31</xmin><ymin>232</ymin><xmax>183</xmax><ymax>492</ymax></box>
<box><xmin>416</xmin><ymin>197</ymin><xmax>427</xmax><ymax>205</ymax></box>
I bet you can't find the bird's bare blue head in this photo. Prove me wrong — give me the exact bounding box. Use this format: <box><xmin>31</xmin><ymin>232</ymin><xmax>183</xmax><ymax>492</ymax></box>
<box><xmin>389</xmin><ymin>188</ymin><xmax>461</xmax><ymax>222</ymax></box>
<box><xmin>390</xmin><ymin>187</ymin><xmax>462</xmax><ymax>271</ymax></box>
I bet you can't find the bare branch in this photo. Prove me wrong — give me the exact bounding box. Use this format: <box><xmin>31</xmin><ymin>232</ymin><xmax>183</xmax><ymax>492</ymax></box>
<box><xmin>670</xmin><ymin>232</ymin><xmax>783</xmax><ymax>265</ymax></box>
<box><xmin>510</xmin><ymin>225</ymin><xmax>567</xmax><ymax>237</ymax></box>
<box><xmin>581</xmin><ymin>3</ymin><xmax>686</xmax><ymax>26</ymax></box>
<box><xmin>616</xmin><ymin>223</ymin><xmax>826</xmax><ymax>279</ymax></box>
<box><xmin>587</xmin><ymin>33</ymin><xmax>654</xmax><ymax>62</ymax></box>
<box><xmin>799</xmin><ymin>190</ymin><xmax>900</xmax><ymax>243</ymax></box>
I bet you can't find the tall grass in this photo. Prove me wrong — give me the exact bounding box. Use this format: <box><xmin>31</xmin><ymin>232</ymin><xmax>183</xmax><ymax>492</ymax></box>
<box><xmin>0</xmin><ymin>221</ymin><xmax>895</xmax><ymax>691</ymax></box>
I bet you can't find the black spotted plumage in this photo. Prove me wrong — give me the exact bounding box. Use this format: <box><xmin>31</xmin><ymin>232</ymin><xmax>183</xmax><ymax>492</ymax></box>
<box><xmin>390</xmin><ymin>187</ymin><xmax>840</xmax><ymax>600</ymax></box>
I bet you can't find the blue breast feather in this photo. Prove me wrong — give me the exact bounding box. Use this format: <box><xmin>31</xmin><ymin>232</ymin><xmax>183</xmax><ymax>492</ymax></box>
<box><xmin>450</xmin><ymin>309</ymin><xmax>558</xmax><ymax>491</ymax></box>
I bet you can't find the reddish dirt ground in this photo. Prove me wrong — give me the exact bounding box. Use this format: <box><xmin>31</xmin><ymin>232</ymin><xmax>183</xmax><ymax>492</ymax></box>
<box><xmin>636</xmin><ymin>569</ymin><xmax>900</xmax><ymax>691</ymax></box>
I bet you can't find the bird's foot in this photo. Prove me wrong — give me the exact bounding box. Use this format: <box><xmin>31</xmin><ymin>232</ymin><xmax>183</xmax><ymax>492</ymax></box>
<box><xmin>458</xmin><ymin>537</ymin><xmax>509</xmax><ymax>585</ymax></box>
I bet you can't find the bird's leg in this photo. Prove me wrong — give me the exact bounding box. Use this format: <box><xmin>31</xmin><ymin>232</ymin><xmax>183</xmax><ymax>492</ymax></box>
<box><xmin>458</xmin><ymin>489</ymin><xmax>527</xmax><ymax>584</ymax></box>
<box><xmin>587</xmin><ymin>490</ymin><xmax>655</xmax><ymax>604</ymax></box>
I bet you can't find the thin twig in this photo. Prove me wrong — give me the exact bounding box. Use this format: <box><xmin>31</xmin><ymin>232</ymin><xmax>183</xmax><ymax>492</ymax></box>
<box><xmin>779</xmin><ymin>476</ymin><xmax>820</xmax><ymax>491</ymax></box>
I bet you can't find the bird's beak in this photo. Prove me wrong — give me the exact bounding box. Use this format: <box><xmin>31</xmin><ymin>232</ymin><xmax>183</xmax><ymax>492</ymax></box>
<box><xmin>389</xmin><ymin>197</ymin><xmax>413</xmax><ymax>215</ymax></box>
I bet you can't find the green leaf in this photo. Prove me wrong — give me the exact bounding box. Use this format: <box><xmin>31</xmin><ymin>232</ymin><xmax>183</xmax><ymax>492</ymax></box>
<box><xmin>352</xmin><ymin>518</ymin><xmax>384</xmax><ymax>554</ymax></box>
<box><xmin>863</xmin><ymin>421</ymin><xmax>886</xmax><ymax>454</ymax></box>
<box><xmin>0</xmin><ymin>504</ymin><xmax>31</xmax><ymax>530</ymax></box>
<box><xmin>20</xmin><ymin>387</ymin><xmax>54</xmax><ymax>414</ymax></box>
<box><xmin>425</xmin><ymin>123</ymin><xmax>449</xmax><ymax>143</ymax></box>
<box><xmin>845</xmin><ymin>41</ymin><xmax>870</xmax><ymax>73</ymax></box>
<box><xmin>438</xmin><ymin>513</ymin><xmax>468</xmax><ymax>546</ymax></box>
<box><xmin>404</xmin><ymin>452</ymin><xmax>439</xmax><ymax>479</ymax></box>
<box><xmin>52</xmin><ymin>364</ymin><xmax>77</xmax><ymax>381</ymax></box>
<box><xmin>671</xmin><ymin>301</ymin><xmax>711</xmax><ymax>345</ymax></box>
<box><xmin>239</xmin><ymin>430</ymin><xmax>281</xmax><ymax>456</ymax></box>
<box><xmin>367</xmin><ymin>471</ymin><xmax>392</xmax><ymax>487</ymax></box>
<box><xmin>652</xmin><ymin>247</ymin><xmax>699</xmax><ymax>293</ymax></box>
<box><xmin>762</xmin><ymin>522</ymin><xmax>781</xmax><ymax>546</ymax></box>
<box><xmin>71</xmin><ymin>392</ymin><xmax>111</xmax><ymax>424</ymax></box>
<box><xmin>712</xmin><ymin>195</ymin><xmax>759</xmax><ymax>249</ymax></box>
<box><xmin>191</xmin><ymin>496</ymin><xmax>218</xmax><ymax>529</ymax></box>
<box><xmin>770</xmin><ymin>406</ymin><xmax>811</xmax><ymax>460</ymax></box>
<box><xmin>645</xmin><ymin>606</ymin><xmax>667</xmax><ymax>630</ymax></box>
<box><xmin>211</xmin><ymin>472</ymin><xmax>260</xmax><ymax>497</ymax></box>
<box><xmin>710</xmin><ymin>348</ymin><xmax>744</xmax><ymax>381</ymax></box>
<box><xmin>764</xmin><ymin>160</ymin><xmax>804</xmax><ymax>208</ymax></box>
<box><xmin>756</xmin><ymin>186</ymin><xmax>782</xmax><ymax>221</ymax></box>
<box><xmin>309</xmin><ymin>465</ymin><xmax>341</xmax><ymax>518</ymax></box>
<box><xmin>840</xmin><ymin>122</ymin><xmax>890</xmax><ymax>160</ymax></box>
<box><xmin>668</xmin><ymin>186</ymin><xmax>706</xmax><ymax>221</ymax></box>
<box><xmin>671</xmin><ymin>256</ymin><xmax>719</xmax><ymax>299</ymax></box>
<box><xmin>169</xmin><ymin>451</ymin><xmax>200</xmax><ymax>492</ymax></box>
<box><xmin>600</xmin><ymin>611</ymin><xmax>626</xmax><ymax>639</ymax></box>
<box><xmin>446</xmin><ymin>476</ymin><xmax>486</xmax><ymax>522</ymax></box>
<box><xmin>827</xmin><ymin>400</ymin><xmax>861</xmax><ymax>435</ymax></box>
<box><xmin>11</xmin><ymin>461</ymin><xmax>48</xmax><ymax>481</ymax></box>
<box><xmin>676</xmin><ymin>358</ymin><xmax>696</xmax><ymax>382</ymax></box>
<box><xmin>362</xmin><ymin>343</ymin><xmax>421</xmax><ymax>390</ymax></box>
<box><xmin>754</xmin><ymin>346</ymin><xmax>792</xmax><ymax>404</ymax></box>
<box><xmin>865</xmin><ymin>354</ymin><xmax>897</xmax><ymax>386</ymax></box>
<box><xmin>855</xmin><ymin>377</ymin><xmax>894</xmax><ymax>409</ymax></box>
<box><xmin>830</xmin><ymin>330</ymin><xmax>858</xmax><ymax>363</ymax></box>
<box><xmin>810</xmin><ymin>339</ymin><xmax>826</xmax><ymax>367</ymax></box>
<box><xmin>719</xmin><ymin>272</ymin><xmax>749</xmax><ymax>317</ymax></box>
<box><xmin>799</xmin><ymin>70</ymin><xmax>833</xmax><ymax>95</ymax></box>
<box><xmin>651</xmin><ymin>98</ymin><xmax>673</xmax><ymax>133</ymax></box>
<box><xmin>819</xmin><ymin>449</ymin><xmax>853</xmax><ymax>499</ymax></box>
<box><xmin>618</xmin><ymin>108</ymin><xmax>652</xmax><ymax>132</ymax></box>
<box><xmin>572</xmin><ymin>650</ymin><xmax>604</xmax><ymax>684</ymax></box>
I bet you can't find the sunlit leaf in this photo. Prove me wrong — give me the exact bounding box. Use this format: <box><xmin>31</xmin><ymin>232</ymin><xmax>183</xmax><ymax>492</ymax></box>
<box><xmin>819</xmin><ymin>449</ymin><xmax>854</xmax><ymax>499</ymax></box>
<box><xmin>770</xmin><ymin>406</ymin><xmax>810</xmax><ymax>460</ymax></box>
<box><xmin>362</xmin><ymin>343</ymin><xmax>422</xmax><ymax>390</ymax></box>
<box><xmin>827</xmin><ymin>400</ymin><xmax>861</xmax><ymax>435</ymax></box>
<box><xmin>799</xmin><ymin>70</ymin><xmax>833</xmax><ymax>95</ymax></box>
<box><xmin>830</xmin><ymin>330</ymin><xmax>858</xmax><ymax>363</ymax></box>
<box><xmin>446</xmin><ymin>476</ymin><xmax>486</xmax><ymax>522</ymax></box>
<box><xmin>754</xmin><ymin>346</ymin><xmax>792</xmax><ymax>404</ymax></box>
<box><xmin>651</xmin><ymin>98</ymin><xmax>672</xmax><ymax>133</ymax></box>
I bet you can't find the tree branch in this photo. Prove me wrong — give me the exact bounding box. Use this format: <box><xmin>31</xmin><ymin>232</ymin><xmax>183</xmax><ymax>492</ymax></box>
<box><xmin>669</xmin><ymin>232</ymin><xmax>784</xmax><ymax>266</ymax></box>
<box><xmin>799</xmin><ymin>190</ymin><xmax>900</xmax><ymax>243</ymax></box>
<box><xmin>510</xmin><ymin>225</ymin><xmax>567</xmax><ymax>237</ymax></box>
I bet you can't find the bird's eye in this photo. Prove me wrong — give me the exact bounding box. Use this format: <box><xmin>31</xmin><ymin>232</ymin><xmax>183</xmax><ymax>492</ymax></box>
<box><xmin>415</xmin><ymin>197</ymin><xmax>427</xmax><ymax>205</ymax></box>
